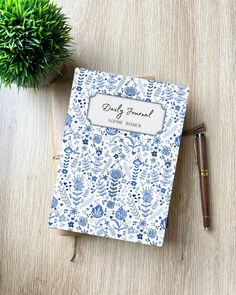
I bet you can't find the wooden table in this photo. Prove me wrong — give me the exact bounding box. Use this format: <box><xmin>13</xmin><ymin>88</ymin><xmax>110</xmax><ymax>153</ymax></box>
<box><xmin>0</xmin><ymin>1</ymin><xmax>235</xmax><ymax>294</ymax></box>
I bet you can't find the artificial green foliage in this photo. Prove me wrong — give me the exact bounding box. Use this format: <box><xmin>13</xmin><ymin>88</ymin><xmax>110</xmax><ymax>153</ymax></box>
<box><xmin>0</xmin><ymin>0</ymin><xmax>72</xmax><ymax>88</ymax></box>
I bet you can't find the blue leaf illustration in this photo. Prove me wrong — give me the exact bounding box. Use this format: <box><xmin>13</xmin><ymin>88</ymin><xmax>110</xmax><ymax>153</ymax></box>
<box><xmin>160</xmin><ymin>217</ymin><xmax>168</xmax><ymax>229</ymax></box>
<box><xmin>96</xmin><ymin>181</ymin><xmax>108</xmax><ymax>197</ymax></box>
<box><xmin>82</xmin><ymin>158</ymin><xmax>90</xmax><ymax>171</ymax></box>
<box><xmin>92</xmin><ymin>204</ymin><xmax>104</xmax><ymax>218</ymax></box>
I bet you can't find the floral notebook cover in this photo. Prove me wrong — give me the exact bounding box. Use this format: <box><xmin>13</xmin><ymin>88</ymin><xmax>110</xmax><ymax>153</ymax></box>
<box><xmin>48</xmin><ymin>68</ymin><xmax>189</xmax><ymax>246</ymax></box>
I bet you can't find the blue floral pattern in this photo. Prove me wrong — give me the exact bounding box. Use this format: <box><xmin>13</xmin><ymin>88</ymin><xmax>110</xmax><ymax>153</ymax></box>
<box><xmin>48</xmin><ymin>68</ymin><xmax>189</xmax><ymax>247</ymax></box>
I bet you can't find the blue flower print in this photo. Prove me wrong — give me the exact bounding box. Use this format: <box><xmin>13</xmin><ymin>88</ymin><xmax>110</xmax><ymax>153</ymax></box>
<box><xmin>85</xmin><ymin>125</ymin><xmax>92</xmax><ymax>132</ymax></box>
<box><xmin>68</xmin><ymin>221</ymin><xmax>74</xmax><ymax>227</ymax></box>
<box><xmin>65</xmin><ymin>114</ymin><xmax>73</xmax><ymax>125</ymax></box>
<box><xmin>71</xmin><ymin>207</ymin><xmax>78</xmax><ymax>215</ymax></box>
<box><xmin>62</xmin><ymin>169</ymin><xmax>68</xmax><ymax>174</ymax></box>
<box><xmin>73</xmin><ymin>177</ymin><xmax>84</xmax><ymax>191</ymax></box>
<box><xmin>93</xmin><ymin>134</ymin><xmax>102</xmax><ymax>144</ymax></box>
<box><xmin>107</xmin><ymin>200</ymin><xmax>115</xmax><ymax>209</ymax></box>
<box><xmin>165</xmin><ymin>161</ymin><xmax>171</xmax><ymax>168</ymax></box>
<box><xmin>147</xmin><ymin>228</ymin><xmax>157</xmax><ymax>238</ymax></box>
<box><xmin>73</xmin><ymin>132</ymin><xmax>80</xmax><ymax>140</ymax></box>
<box><xmin>76</xmin><ymin>86</ymin><xmax>82</xmax><ymax>92</ymax></box>
<box><xmin>110</xmin><ymin>169</ymin><xmax>123</xmax><ymax>179</ymax></box>
<box><xmin>115</xmin><ymin>207</ymin><xmax>127</xmax><ymax>220</ymax></box>
<box><xmin>59</xmin><ymin>214</ymin><xmax>66</xmax><ymax>222</ymax></box>
<box><xmin>139</xmin><ymin>220</ymin><xmax>146</xmax><ymax>227</ymax></box>
<box><xmin>92</xmin><ymin>204</ymin><xmax>104</xmax><ymax>218</ymax></box>
<box><xmin>51</xmin><ymin>196</ymin><xmax>58</xmax><ymax>209</ymax></box>
<box><xmin>154</xmin><ymin>137</ymin><xmax>160</xmax><ymax>145</ymax></box>
<box><xmin>142</xmin><ymin>144</ymin><xmax>150</xmax><ymax>151</ymax></box>
<box><xmin>129</xmin><ymin>132</ymin><xmax>139</xmax><ymax>138</ymax></box>
<box><xmin>162</xmin><ymin>146</ymin><xmax>171</xmax><ymax>156</ymax></box>
<box><xmin>114</xmin><ymin>154</ymin><xmax>118</xmax><ymax>159</ymax></box>
<box><xmin>175</xmin><ymin>105</ymin><xmax>180</xmax><ymax>111</ymax></box>
<box><xmin>133</xmin><ymin>159</ymin><xmax>142</xmax><ymax>166</ymax></box>
<box><xmin>143</xmin><ymin>189</ymin><xmax>153</xmax><ymax>202</ymax></box>
<box><xmin>151</xmin><ymin>151</ymin><xmax>157</xmax><ymax>157</ymax></box>
<box><xmin>64</xmin><ymin>147</ymin><xmax>73</xmax><ymax>154</ymax></box>
<box><xmin>131</xmin><ymin>181</ymin><xmax>137</xmax><ymax>186</ymax></box>
<box><xmin>124</xmin><ymin>86</ymin><xmax>137</xmax><ymax>97</ymax></box>
<box><xmin>78</xmin><ymin>217</ymin><xmax>88</xmax><ymax>226</ymax></box>
<box><xmin>92</xmin><ymin>176</ymin><xmax>97</xmax><ymax>181</ymax></box>
<box><xmin>106</xmin><ymin>128</ymin><xmax>117</xmax><ymax>135</ymax></box>
<box><xmin>82</xmin><ymin>139</ymin><xmax>88</xmax><ymax>145</ymax></box>
<box><xmin>96</xmin><ymin>149</ymin><xmax>102</xmax><ymax>156</ymax></box>
<box><xmin>137</xmin><ymin>233</ymin><xmax>143</xmax><ymax>240</ymax></box>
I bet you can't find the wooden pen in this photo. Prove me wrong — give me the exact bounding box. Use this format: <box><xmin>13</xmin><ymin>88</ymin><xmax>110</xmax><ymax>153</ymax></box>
<box><xmin>194</xmin><ymin>133</ymin><xmax>211</xmax><ymax>231</ymax></box>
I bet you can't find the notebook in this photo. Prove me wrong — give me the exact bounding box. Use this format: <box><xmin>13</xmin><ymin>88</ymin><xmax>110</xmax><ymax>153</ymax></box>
<box><xmin>48</xmin><ymin>68</ymin><xmax>189</xmax><ymax>246</ymax></box>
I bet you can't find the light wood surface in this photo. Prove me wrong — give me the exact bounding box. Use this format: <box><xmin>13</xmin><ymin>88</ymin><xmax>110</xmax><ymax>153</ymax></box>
<box><xmin>0</xmin><ymin>1</ymin><xmax>235</xmax><ymax>294</ymax></box>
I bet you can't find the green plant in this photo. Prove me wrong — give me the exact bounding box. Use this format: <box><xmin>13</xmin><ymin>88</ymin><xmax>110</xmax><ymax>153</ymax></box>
<box><xmin>0</xmin><ymin>0</ymin><xmax>72</xmax><ymax>88</ymax></box>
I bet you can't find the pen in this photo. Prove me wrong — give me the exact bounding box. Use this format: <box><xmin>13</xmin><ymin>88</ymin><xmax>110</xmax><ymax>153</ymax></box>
<box><xmin>194</xmin><ymin>133</ymin><xmax>211</xmax><ymax>231</ymax></box>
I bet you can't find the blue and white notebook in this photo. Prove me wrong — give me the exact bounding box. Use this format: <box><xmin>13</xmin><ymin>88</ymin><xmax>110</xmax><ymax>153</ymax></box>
<box><xmin>48</xmin><ymin>68</ymin><xmax>189</xmax><ymax>246</ymax></box>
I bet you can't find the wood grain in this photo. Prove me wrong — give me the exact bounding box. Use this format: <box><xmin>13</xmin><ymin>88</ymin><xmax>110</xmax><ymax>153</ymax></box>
<box><xmin>0</xmin><ymin>0</ymin><xmax>235</xmax><ymax>294</ymax></box>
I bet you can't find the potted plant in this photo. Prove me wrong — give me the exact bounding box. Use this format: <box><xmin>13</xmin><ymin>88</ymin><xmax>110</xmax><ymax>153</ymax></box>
<box><xmin>0</xmin><ymin>0</ymin><xmax>72</xmax><ymax>88</ymax></box>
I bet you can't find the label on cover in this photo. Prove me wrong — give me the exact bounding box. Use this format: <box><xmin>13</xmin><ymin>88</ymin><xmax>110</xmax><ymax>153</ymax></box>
<box><xmin>87</xmin><ymin>93</ymin><xmax>165</xmax><ymax>135</ymax></box>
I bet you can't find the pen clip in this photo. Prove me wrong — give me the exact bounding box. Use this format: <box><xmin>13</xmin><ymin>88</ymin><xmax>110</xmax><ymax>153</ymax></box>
<box><xmin>183</xmin><ymin>122</ymin><xmax>206</xmax><ymax>136</ymax></box>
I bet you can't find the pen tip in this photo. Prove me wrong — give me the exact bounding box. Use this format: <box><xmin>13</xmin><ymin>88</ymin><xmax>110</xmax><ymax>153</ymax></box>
<box><xmin>204</xmin><ymin>227</ymin><xmax>211</xmax><ymax>232</ymax></box>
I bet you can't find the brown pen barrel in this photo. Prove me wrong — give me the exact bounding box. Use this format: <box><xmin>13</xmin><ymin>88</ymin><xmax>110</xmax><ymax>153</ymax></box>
<box><xmin>195</xmin><ymin>133</ymin><xmax>210</xmax><ymax>229</ymax></box>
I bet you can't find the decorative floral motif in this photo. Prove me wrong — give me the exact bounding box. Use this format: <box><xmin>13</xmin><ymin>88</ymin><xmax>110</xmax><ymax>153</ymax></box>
<box><xmin>129</xmin><ymin>132</ymin><xmax>139</xmax><ymax>138</ymax></box>
<box><xmin>131</xmin><ymin>181</ymin><xmax>137</xmax><ymax>186</ymax></box>
<box><xmin>107</xmin><ymin>200</ymin><xmax>115</xmax><ymax>209</ymax></box>
<box><xmin>124</xmin><ymin>86</ymin><xmax>137</xmax><ymax>97</ymax></box>
<box><xmin>115</xmin><ymin>207</ymin><xmax>127</xmax><ymax>220</ymax></box>
<box><xmin>162</xmin><ymin>146</ymin><xmax>171</xmax><ymax>156</ymax></box>
<box><xmin>73</xmin><ymin>177</ymin><xmax>84</xmax><ymax>191</ymax></box>
<box><xmin>175</xmin><ymin>135</ymin><xmax>181</xmax><ymax>146</ymax></box>
<box><xmin>92</xmin><ymin>204</ymin><xmax>104</xmax><ymax>218</ymax></box>
<box><xmin>142</xmin><ymin>191</ymin><xmax>153</xmax><ymax>203</ymax></box>
<box><xmin>65</xmin><ymin>114</ymin><xmax>73</xmax><ymax>126</ymax></box>
<box><xmin>78</xmin><ymin>217</ymin><xmax>88</xmax><ymax>226</ymax></box>
<box><xmin>82</xmin><ymin>139</ymin><xmax>88</xmax><ymax>145</ymax></box>
<box><xmin>147</xmin><ymin>228</ymin><xmax>157</xmax><ymax>238</ymax></box>
<box><xmin>151</xmin><ymin>151</ymin><xmax>157</xmax><ymax>157</ymax></box>
<box><xmin>110</xmin><ymin>169</ymin><xmax>123</xmax><ymax>179</ymax></box>
<box><xmin>64</xmin><ymin>147</ymin><xmax>73</xmax><ymax>154</ymax></box>
<box><xmin>160</xmin><ymin>217</ymin><xmax>168</xmax><ymax>229</ymax></box>
<box><xmin>133</xmin><ymin>159</ymin><xmax>142</xmax><ymax>166</ymax></box>
<box><xmin>106</xmin><ymin>128</ymin><xmax>117</xmax><ymax>135</ymax></box>
<box><xmin>48</xmin><ymin>68</ymin><xmax>189</xmax><ymax>247</ymax></box>
<box><xmin>109</xmin><ymin>169</ymin><xmax>123</xmax><ymax>200</ymax></box>
<box><xmin>51</xmin><ymin>196</ymin><xmax>58</xmax><ymax>209</ymax></box>
<box><xmin>93</xmin><ymin>134</ymin><xmax>102</xmax><ymax>144</ymax></box>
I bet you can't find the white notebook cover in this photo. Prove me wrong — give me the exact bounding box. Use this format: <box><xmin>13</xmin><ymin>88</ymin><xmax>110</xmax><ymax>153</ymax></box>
<box><xmin>48</xmin><ymin>68</ymin><xmax>189</xmax><ymax>246</ymax></box>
